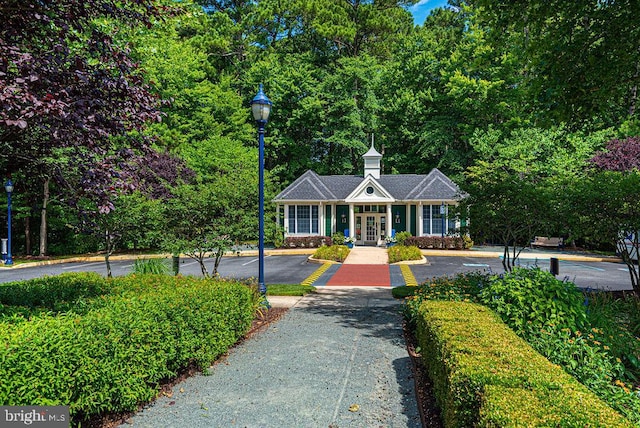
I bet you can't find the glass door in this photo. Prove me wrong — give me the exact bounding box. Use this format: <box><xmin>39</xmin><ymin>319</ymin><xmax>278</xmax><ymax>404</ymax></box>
<box><xmin>366</xmin><ymin>216</ymin><xmax>377</xmax><ymax>242</ymax></box>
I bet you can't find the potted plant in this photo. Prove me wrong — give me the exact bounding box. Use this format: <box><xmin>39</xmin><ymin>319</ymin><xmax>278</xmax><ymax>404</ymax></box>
<box><xmin>344</xmin><ymin>236</ymin><xmax>356</xmax><ymax>248</ymax></box>
<box><xmin>385</xmin><ymin>236</ymin><xmax>397</xmax><ymax>248</ymax></box>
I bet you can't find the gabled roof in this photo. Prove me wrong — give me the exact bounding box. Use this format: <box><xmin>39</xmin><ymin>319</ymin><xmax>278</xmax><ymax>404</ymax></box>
<box><xmin>273</xmin><ymin>168</ymin><xmax>463</xmax><ymax>202</ymax></box>
<box><xmin>273</xmin><ymin>170</ymin><xmax>338</xmax><ymax>201</ymax></box>
<box><xmin>404</xmin><ymin>168</ymin><xmax>462</xmax><ymax>201</ymax></box>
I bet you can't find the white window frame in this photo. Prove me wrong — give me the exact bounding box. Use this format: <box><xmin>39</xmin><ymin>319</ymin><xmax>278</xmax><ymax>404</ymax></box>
<box><xmin>287</xmin><ymin>205</ymin><xmax>319</xmax><ymax>235</ymax></box>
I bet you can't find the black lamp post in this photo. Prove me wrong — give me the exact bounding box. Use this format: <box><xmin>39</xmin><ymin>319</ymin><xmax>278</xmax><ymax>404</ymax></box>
<box><xmin>251</xmin><ymin>84</ymin><xmax>272</xmax><ymax>304</ymax></box>
<box><xmin>5</xmin><ymin>179</ymin><xmax>13</xmax><ymax>265</ymax></box>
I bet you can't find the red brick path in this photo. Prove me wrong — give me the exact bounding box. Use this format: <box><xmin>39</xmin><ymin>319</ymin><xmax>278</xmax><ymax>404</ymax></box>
<box><xmin>325</xmin><ymin>264</ymin><xmax>391</xmax><ymax>286</ymax></box>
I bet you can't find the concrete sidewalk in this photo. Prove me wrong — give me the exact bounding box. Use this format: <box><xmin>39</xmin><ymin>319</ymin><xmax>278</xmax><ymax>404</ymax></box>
<box><xmin>121</xmin><ymin>288</ymin><xmax>420</xmax><ymax>428</ymax></box>
<box><xmin>343</xmin><ymin>246</ymin><xmax>389</xmax><ymax>264</ymax></box>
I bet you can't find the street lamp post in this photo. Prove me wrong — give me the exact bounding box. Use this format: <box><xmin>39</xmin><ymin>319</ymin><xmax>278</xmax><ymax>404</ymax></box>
<box><xmin>5</xmin><ymin>179</ymin><xmax>14</xmax><ymax>265</ymax></box>
<box><xmin>251</xmin><ymin>84</ymin><xmax>272</xmax><ymax>305</ymax></box>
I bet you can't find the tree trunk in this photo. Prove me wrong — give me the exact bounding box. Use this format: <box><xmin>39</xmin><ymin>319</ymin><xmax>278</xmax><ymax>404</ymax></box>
<box><xmin>24</xmin><ymin>215</ymin><xmax>31</xmax><ymax>256</ymax></box>
<box><xmin>39</xmin><ymin>177</ymin><xmax>49</xmax><ymax>257</ymax></box>
<box><xmin>105</xmin><ymin>230</ymin><xmax>113</xmax><ymax>278</ymax></box>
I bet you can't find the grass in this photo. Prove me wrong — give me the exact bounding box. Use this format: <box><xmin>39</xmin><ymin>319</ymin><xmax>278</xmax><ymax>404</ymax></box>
<box><xmin>266</xmin><ymin>284</ymin><xmax>316</xmax><ymax>296</ymax></box>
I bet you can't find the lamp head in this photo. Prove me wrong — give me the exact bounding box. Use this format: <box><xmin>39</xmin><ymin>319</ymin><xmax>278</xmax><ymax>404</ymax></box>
<box><xmin>251</xmin><ymin>84</ymin><xmax>272</xmax><ymax>123</ymax></box>
<box><xmin>4</xmin><ymin>179</ymin><xmax>13</xmax><ymax>194</ymax></box>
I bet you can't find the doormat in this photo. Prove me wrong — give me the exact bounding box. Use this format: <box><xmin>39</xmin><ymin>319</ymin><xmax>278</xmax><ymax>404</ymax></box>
<box><xmin>325</xmin><ymin>264</ymin><xmax>390</xmax><ymax>286</ymax></box>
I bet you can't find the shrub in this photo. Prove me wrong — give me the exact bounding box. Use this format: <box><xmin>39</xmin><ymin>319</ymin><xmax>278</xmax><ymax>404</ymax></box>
<box><xmin>132</xmin><ymin>258</ymin><xmax>170</xmax><ymax>275</ymax></box>
<box><xmin>0</xmin><ymin>274</ymin><xmax>259</xmax><ymax>424</ymax></box>
<box><xmin>388</xmin><ymin>245</ymin><xmax>422</xmax><ymax>263</ymax></box>
<box><xmin>331</xmin><ymin>232</ymin><xmax>345</xmax><ymax>245</ymax></box>
<box><xmin>416</xmin><ymin>300</ymin><xmax>631</xmax><ymax>427</ymax></box>
<box><xmin>313</xmin><ymin>245</ymin><xmax>350</xmax><ymax>262</ymax></box>
<box><xmin>395</xmin><ymin>231</ymin><xmax>412</xmax><ymax>245</ymax></box>
<box><xmin>284</xmin><ymin>236</ymin><xmax>332</xmax><ymax>248</ymax></box>
<box><xmin>0</xmin><ymin>272</ymin><xmax>108</xmax><ymax>318</ymax></box>
<box><xmin>478</xmin><ymin>267</ymin><xmax>587</xmax><ymax>335</ymax></box>
<box><xmin>404</xmin><ymin>236</ymin><xmax>465</xmax><ymax>249</ymax></box>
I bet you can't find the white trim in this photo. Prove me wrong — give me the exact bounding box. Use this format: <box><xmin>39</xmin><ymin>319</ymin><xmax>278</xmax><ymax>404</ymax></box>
<box><xmin>344</xmin><ymin>176</ymin><xmax>395</xmax><ymax>203</ymax></box>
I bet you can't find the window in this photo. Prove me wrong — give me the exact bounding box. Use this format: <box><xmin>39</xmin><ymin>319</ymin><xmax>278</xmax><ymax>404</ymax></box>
<box><xmin>288</xmin><ymin>205</ymin><xmax>319</xmax><ymax>234</ymax></box>
<box><xmin>422</xmin><ymin>204</ymin><xmax>455</xmax><ymax>235</ymax></box>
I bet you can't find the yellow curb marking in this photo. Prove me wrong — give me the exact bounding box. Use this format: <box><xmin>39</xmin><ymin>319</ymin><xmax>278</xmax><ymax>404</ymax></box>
<box><xmin>301</xmin><ymin>263</ymin><xmax>332</xmax><ymax>286</ymax></box>
<box><xmin>400</xmin><ymin>264</ymin><xmax>418</xmax><ymax>287</ymax></box>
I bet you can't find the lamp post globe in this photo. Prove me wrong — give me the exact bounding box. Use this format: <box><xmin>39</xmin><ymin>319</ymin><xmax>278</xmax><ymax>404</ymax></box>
<box><xmin>5</xmin><ymin>179</ymin><xmax>13</xmax><ymax>266</ymax></box>
<box><xmin>251</xmin><ymin>84</ymin><xmax>272</xmax><ymax>304</ymax></box>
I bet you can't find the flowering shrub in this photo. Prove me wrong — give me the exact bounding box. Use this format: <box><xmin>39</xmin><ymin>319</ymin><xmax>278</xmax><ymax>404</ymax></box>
<box><xmin>404</xmin><ymin>236</ymin><xmax>468</xmax><ymax>249</ymax></box>
<box><xmin>313</xmin><ymin>245</ymin><xmax>350</xmax><ymax>262</ymax></box>
<box><xmin>387</xmin><ymin>245</ymin><xmax>422</xmax><ymax>263</ymax></box>
<box><xmin>284</xmin><ymin>236</ymin><xmax>332</xmax><ymax>248</ymax></box>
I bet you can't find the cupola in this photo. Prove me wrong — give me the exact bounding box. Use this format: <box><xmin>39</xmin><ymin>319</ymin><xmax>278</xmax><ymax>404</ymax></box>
<box><xmin>362</xmin><ymin>138</ymin><xmax>382</xmax><ymax>179</ymax></box>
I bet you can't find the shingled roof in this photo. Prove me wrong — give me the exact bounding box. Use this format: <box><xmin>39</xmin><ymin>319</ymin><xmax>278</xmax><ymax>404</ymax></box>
<box><xmin>273</xmin><ymin>168</ymin><xmax>463</xmax><ymax>202</ymax></box>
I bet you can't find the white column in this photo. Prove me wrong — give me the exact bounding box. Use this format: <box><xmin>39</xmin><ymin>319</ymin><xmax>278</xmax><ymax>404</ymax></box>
<box><xmin>332</xmin><ymin>203</ymin><xmax>336</xmax><ymax>235</ymax></box>
<box><xmin>406</xmin><ymin>203</ymin><xmax>411</xmax><ymax>234</ymax></box>
<box><xmin>318</xmin><ymin>202</ymin><xmax>324</xmax><ymax>236</ymax></box>
<box><xmin>349</xmin><ymin>204</ymin><xmax>355</xmax><ymax>238</ymax></box>
<box><xmin>284</xmin><ymin>204</ymin><xmax>289</xmax><ymax>237</ymax></box>
<box><xmin>386</xmin><ymin>204</ymin><xmax>392</xmax><ymax>237</ymax></box>
<box><xmin>418</xmin><ymin>202</ymin><xmax>423</xmax><ymax>237</ymax></box>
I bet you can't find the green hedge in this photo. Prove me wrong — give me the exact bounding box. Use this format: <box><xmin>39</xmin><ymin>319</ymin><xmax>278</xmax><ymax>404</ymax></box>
<box><xmin>0</xmin><ymin>272</ymin><xmax>108</xmax><ymax>317</ymax></box>
<box><xmin>0</xmin><ymin>274</ymin><xmax>259</xmax><ymax>423</ymax></box>
<box><xmin>416</xmin><ymin>300</ymin><xmax>631</xmax><ymax>428</ymax></box>
<box><xmin>388</xmin><ymin>245</ymin><xmax>422</xmax><ymax>263</ymax></box>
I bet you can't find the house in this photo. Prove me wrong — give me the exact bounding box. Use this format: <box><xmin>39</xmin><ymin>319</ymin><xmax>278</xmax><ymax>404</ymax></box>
<box><xmin>273</xmin><ymin>143</ymin><xmax>464</xmax><ymax>246</ymax></box>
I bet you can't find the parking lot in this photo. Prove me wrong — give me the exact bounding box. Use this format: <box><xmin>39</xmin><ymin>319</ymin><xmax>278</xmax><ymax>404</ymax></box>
<box><xmin>0</xmin><ymin>253</ymin><xmax>635</xmax><ymax>291</ymax></box>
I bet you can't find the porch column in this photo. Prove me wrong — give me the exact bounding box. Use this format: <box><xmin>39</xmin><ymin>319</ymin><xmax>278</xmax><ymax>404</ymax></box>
<box><xmin>332</xmin><ymin>203</ymin><xmax>337</xmax><ymax>235</ymax></box>
<box><xmin>386</xmin><ymin>204</ymin><xmax>392</xmax><ymax>237</ymax></box>
<box><xmin>319</xmin><ymin>202</ymin><xmax>324</xmax><ymax>236</ymax></box>
<box><xmin>283</xmin><ymin>204</ymin><xmax>289</xmax><ymax>237</ymax></box>
<box><xmin>418</xmin><ymin>202</ymin><xmax>423</xmax><ymax>237</ymax></box>
<box><xmin>349</xmin><ymin>204</ymin><xmax>355</xmax><ymax>238</ymax></box>
<box><xmin>406</xmin><ymin>203</ymin><xmax>411</xmax><ymax>234</ymax></box>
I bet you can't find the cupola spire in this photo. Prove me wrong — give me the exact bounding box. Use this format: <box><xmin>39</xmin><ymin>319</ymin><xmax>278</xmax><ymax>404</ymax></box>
<box><xmin>362</xmin><ymin>134</ymin><xmax>382</xmax><ymax>179</ymax></box>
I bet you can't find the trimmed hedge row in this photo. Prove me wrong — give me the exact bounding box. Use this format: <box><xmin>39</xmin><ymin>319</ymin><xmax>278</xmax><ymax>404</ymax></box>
<box><xmin>0</xmin><ymin>274</ymin><xmax>259</xmax><ymax>423</ymax></box>
<box><xmin>283</xmin><ymin>236</ymin><xmax>332</xmax><ymax>248</ymax></box>
<box><xmin>0</xmin><ymin>272</ymin><xmax>108</xmax><ymax>317</ymax></box>
<box><xmin>416</xmin><ymin>300</ymin><xmax>631</xmax><ymax>427</ymax></box>
<box><xmin>405</xmin><ymin>236</ymin><xmax>467</xmax><ymax>250</ymax></box>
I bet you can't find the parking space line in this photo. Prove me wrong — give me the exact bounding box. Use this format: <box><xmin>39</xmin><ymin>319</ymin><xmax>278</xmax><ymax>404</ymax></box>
<box><xmin>62</xmin><ymin>262</ymin><xmax>100</xmax><ymax>270</ymax></box>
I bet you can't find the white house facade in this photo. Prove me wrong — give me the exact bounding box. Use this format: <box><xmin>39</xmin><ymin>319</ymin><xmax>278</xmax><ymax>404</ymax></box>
<box><xmin>273</xmin><ymin>144</ymin><xmax>464</xmax><ymax>246</ymax></box>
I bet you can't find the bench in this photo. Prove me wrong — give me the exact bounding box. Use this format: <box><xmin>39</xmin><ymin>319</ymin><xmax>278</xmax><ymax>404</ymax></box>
<box><xmin>532</xmin><ymin>236</ymin><xmax>564</xmax><ymax>249</ymax></box>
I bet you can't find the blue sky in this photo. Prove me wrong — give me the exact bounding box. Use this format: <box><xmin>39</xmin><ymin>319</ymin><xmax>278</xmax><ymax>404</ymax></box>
<box><xmin>408</xmin><ymin>0</ymin><xmax>450</xmax><ymax>25</ymax></box>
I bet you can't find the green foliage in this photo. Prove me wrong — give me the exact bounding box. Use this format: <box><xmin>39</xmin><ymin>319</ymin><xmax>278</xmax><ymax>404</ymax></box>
<box><xmin>0</xmin><ymin>274</ymin><xmax>259</xmax><ymax>424</ymax></box>
<box><xmin>0</xmin><ymin>272</ymin><xmax>108</xmax><ymax>319</ymax></box>
<box><xmin>331</xmin><ymin>232</ymin><xmax>345</xmax><ymax>245</ymax></box>
<box><xmin>416</xmin><ymin>300</ymin><xmax>631</xmax><ymax>427</ymax></box>
<box><xmin>391</xmin><ymin>286</ymin><xmax>416</xmax><ymax>299</ymax></box>
<box><xmin>394</xmin><ymin>231</ymin><xmax>411</xmax><ymax>246</ymax></box>
<box><xmin>404</xmin><ymin>269</ymin><xmax>640</xmax><ymax>423</ymax></box>
<box><xmin>265</xmin><ymin>284</ymin><xmax>316</xmax><ymax>296</ymax></box>
<box><xmin>478</xmin><ymin>267</ymin><xmax>588</xmax><ymax>335</ymax></box>
<box><xmin>387</xmin><ymin>245</ymin><xmax>422</xmax><ymax>263</ymax></box>
<box><xmin>312</xmin><ymin>245</ymin><xmax>350</xmax><ymax>262</ymax></box>
<box><xmin>132</xmin><ymin>258</ymin><xmax>170</xmax><ymax>275</ymax></box>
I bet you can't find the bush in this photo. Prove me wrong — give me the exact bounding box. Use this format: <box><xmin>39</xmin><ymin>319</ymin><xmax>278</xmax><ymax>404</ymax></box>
<box><xmin>395</xmin><ymin>231</ymin><xmax>412</xmax><ymax>246</ymax></box>
<box><xmin>313</xmin><ymin>245</ymin><xmax>350</xmax><ymax>262</ymax></box>
<box><xmin>404</xmin><ymin>236</ymin><xmax>466</xmax><ymax>249</ymax></box>
<box><xmin>331</xmin><ymin>232</ymin><xmax>345</xmax><ymax>245</ymax></box>
<box><xmin>478</xmin><ymin>267</ymin><xmax>587</xmax><ymax>335</ymax></box>
<box><xmin>388</xmin><ymin>245</ymin><xmax>422</xmax><ymax>263</ymax></box>
<box><xmin>132</xmin><ymin>258</ymin><xmax>170</xmax><ymax>275</ymax></box>
<box><xmin>416</xmin><ymin>300</ymin><xmax>631</xmax><ymax>427</ymax></box>
<box><xmin>284</xmin><ymin>236</ymin><xmax>332</xmax><ymax>248</ymax></box>
<box><xmin>0</xmin><ymin>274</ymin><xmax>259</xmax><ymax>424</ymax></box>
<box><xmin>0</xmin><ymin>272</ymin><xmax>108</xmax><ymax>318</ymax></box>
